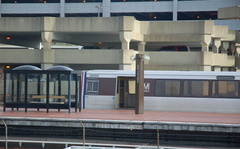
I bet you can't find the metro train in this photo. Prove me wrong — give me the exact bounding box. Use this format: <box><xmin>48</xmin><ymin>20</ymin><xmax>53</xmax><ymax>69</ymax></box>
<box><xmin>80</xmin><ymin>70</ymin><xmax>240</xmax><ymax>113</ymax></box>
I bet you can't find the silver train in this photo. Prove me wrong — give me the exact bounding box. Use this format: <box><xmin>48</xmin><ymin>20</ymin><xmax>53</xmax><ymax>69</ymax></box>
<box><xmin>80</xmin><ymin>70</ymin><xmax>240</xmax><ymax>113</ymax></box>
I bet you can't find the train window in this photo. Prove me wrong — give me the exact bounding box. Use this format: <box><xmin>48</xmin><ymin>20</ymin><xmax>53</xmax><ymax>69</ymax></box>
<box><xmin>86</xmin><ymin>79</ymin><xmax>99</xmax><ymax>94</ymax></box>
<box><xmin>217</xmin><ymin>76</ymin><xmax>235</xmax><ymax>80</ymax></box>
<box><xmin>183</xmin><ymin>80</ymin><xmax>209</xmax><ymax>97</ymax></box>
<box><xmin>212</xmin><ymin>81</ymin><xmax>238</xmax><ymax>98</ymax></box>
<box><xmin>155</xmin><ymin>80</ymin><xmax>180</xmax><ymax>96</ymax></box>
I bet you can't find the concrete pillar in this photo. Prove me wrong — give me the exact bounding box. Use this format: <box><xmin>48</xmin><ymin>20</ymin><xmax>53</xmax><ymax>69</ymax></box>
<box><xmin>120</xmin><ymin>31</ymin><xmax>132</xmax><ymax>50</ymax></box>
<box><xmin>41</xmin><ymin>32</ymin><xmax>55</xmax><ymax>69</ymax></box>
<box><xmin>221</xmin><ymin>41</ymin><xmax>229</xmax><ymax>54</ymax></box>
<box><xmin>102</xmin><ymin>0</ymin><xmax>110</xmax><ymax>17</ymax></box>
<box><xmin>60</xmin><ymin>0</ymin><xmax>65</xmax><ymax>17</ymax></box>
<box><xmin>119</xmin><ymin>64</ymin><xmax>134</xmax><ymax>70</ymax></box>
<box><xmin>173</xmin><ymin>0</ymin><xmax>178</xmax><ymax>21</ymax></box>
<box><xmin>138</xmin><ymin>42</ymin><xmax>146</xmax><ymax>52</ymax></box>
<box><xmin>119</xmin><ymin>47</ymin><xmax>136</xmax><ymax>70</ymax></box>
<box><xmin>201</xmin><ymin>35</ymin><xmax>211</xmax><ymax>52</ymax></box>
<box><xmin>41</xmin><ymin>31</ymin><xmax>53</xmax><ymax>47</ymax></box>
<box><xmin>222</xmin><ymin>67</ymin><xmax>229</xmax><ymax>71</ymax></box>
<box><xmin>41</xmin><ymin>64</ymin><xmax>53</xmax><ymax>70</ymax></box>
<box><xmin>212</xmin><ymin>38</ymin><xmax>221</xmax><ymax>53</ymax></box>
<box><xmin>229</xmin><ymin>42</ymin><xmax>236</xmax><ymax>55</ymax></box>
<box><xmin>203</xmin><ymin>66</ymin><xmax>212</xmax><ymax>71</ymax></box>
<box><xmin>214</xmin><ymin>66</ymin><xmax>221</xmax><ymax>71</ymax></box>
<box><xmin>236</xmin><ymin>43</ymin><xmax>240</xmax><ymax>56</ymax></box>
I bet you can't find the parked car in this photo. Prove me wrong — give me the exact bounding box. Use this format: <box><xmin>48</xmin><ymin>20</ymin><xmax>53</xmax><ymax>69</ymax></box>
<box><xmin>159</xmin><ymin>45</ymin><xmax>190</xmax><ymax>52</ymax></box>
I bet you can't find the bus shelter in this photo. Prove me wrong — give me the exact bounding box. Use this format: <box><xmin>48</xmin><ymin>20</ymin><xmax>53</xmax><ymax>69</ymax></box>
<box><xmin>3</xmin><ymin>65</ymin><xmax>80</xmax><ymax>113</ymax></box>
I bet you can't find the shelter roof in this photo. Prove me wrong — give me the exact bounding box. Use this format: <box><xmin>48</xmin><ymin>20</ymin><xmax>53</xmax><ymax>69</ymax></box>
<box><xmin>12</xmin><ymin>65</ymin><xmax>41</xmax><ymax>71</ymax></box>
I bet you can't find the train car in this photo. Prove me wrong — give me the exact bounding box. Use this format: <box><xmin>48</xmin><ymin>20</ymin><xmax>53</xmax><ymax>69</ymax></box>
<box><xmin>80</xmin><ymin>70</ymin><xmax>240</xmax><ymax>113</ymax></box>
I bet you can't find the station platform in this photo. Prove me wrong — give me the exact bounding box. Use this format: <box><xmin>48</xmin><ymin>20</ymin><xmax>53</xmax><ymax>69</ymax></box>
<box><xmin>1</xmin><ymin>107</ymin><xmax>240</xmax><ymax>133</ymax></box>
<box><xmin>1</xmin><ymin>107</ymin><xmax>240</xmax><ymax>124</ymax></box>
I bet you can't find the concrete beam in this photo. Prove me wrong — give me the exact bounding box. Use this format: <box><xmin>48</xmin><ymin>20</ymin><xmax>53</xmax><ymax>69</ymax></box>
<box><xmin>0</xmin><ymin>17</ymin><xmax>41</xmax><ymax>32</ymax></box>
<box><xmin>145</xmin><ymin>34</ymin><xmax>201</xmax><ymax>42</ymax></box>
<box><xmin>0</xmin><ymin>49</ymin><xmax>41</xmax><ymax>63</ymax></box>
<box><xmin>53</xmin><ymin>33</ymin><xmax>119</xmax><ymax>44</ymax></box>
<box><xmin>119</xmin><ymin>16</ymin><xmax>135</xmax><ymax>32</ymax></box>
<box><xmin>54</xmin><ymin>17</ymin><xmax>119</xmax><ymax>32</ymax></box>
<box><xmin>213</xmin><ymin>25</ymin><xmax>229</xmax><ymax>38</ymax></box>
<box><xmin>218</xmin><ymin>6</ymin><xmax>240</xmax><ymax>20</ymax></box>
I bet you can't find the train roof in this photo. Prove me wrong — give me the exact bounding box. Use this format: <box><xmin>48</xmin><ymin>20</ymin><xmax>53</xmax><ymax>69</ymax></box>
<box><xmin>85</xmin><ymin>70</ymin><xmax>240</xmax><ymax>80</ymax></box>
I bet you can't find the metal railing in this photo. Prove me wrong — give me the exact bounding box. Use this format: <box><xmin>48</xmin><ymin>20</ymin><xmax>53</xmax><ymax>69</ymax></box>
<box><xmin>0</xmin><ymin>139</ymin><xmax>196</xmax><ymax>149</ymax></box>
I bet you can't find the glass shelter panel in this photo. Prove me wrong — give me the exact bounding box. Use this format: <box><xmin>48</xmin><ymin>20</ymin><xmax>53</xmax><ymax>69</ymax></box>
<box><xmin>48</xmin><ymin>74</ymin><xmax>69</xmax><ymax>104</ymax></box>
<box><xmin>28</xmin><ymin>74</ymin><xmax>47</xmax><ymax>103</ymax></box>
<box><xmin>5</xmin><ymin>73</ymin><xmax>15</xmax><ymax>103</ymax></box>
<box><xmin>5</xmin><ymin>73</ymin><xmax>26</xmax><ymax>103</ymax></box>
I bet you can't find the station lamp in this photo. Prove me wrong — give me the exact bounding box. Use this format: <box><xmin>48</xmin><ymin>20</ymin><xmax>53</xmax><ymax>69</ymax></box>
<box><xmin>130</xmin><ymin>54</ymin><xmax>150</xmax><ymax>114</ymax></box>
<box><xmin>5</xmin><ymin>65</ymin><xmax>11</xmax><ymax>69</ymax></box>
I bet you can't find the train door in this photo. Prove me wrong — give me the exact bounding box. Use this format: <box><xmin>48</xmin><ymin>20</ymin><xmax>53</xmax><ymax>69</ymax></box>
<box><xmin>117</xmin><ymin>77</ymin><xmax>135</xmax><ymax>109</ymax></box>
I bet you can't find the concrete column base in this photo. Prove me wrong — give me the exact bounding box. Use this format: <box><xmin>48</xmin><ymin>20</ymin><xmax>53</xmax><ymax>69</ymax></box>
<box><xmin>138</xmin><ymin>41</ymin><xmax>146</xmax><ymax>52</ymax></box>
<box><xmin>201</xmin><ymin>35</ymin><xmax>211</xmax><ymax>52</ymax></box>
<box><xmin>213</xmin><ymin>38</ymin><xmax>221</xmax><ymax>53</ymax></box>
<box><xmin>120</xmin><ymin>31</ymin><xmax>132</xmax><ymax>50</ymax></box>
